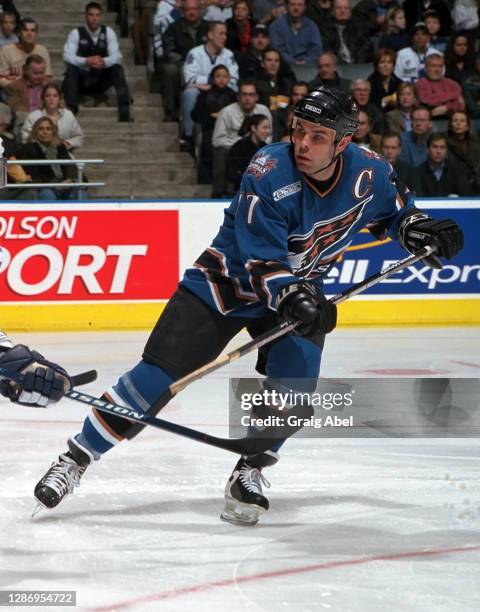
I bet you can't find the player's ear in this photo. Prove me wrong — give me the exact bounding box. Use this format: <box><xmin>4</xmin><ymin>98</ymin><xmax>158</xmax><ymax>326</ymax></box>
<box><xmin>336</xmin><ymin>133</ymin><xmax>352</xmax><ymax>153</ymax></box>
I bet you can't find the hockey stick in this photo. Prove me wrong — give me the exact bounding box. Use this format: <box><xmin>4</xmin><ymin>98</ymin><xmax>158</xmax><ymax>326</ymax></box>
<box><xmin>65</xmin><ymin>245</ymin><xmax>436</xmax><ymax>456</ymax></box>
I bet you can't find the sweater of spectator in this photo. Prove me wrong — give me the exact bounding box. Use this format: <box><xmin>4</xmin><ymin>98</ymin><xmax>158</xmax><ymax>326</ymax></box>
<box><xmin>153</xmin><ymin>0</ymin><xmax>181</xmax><ymax>58</ymax></box>
<box><xmin>444</xmin><ymin>32</ymin><xmax>476</xmax><ymax>85</ymax></box>
<box><xmin>225</xmin><ymin>0</ymin><xmax>255</xmax><ymax>58</ymax></box>
<box><xmin>4</xmin><ymin>54</ymin><xmax>46</xmax><ymax>117</ymax></box>
<box><xmin>226</xmin><ymin>114</ymin><xmax>270</xmax><ymax>190</ymax></box>
<box><xmin>254</xmin><ymin>0</ymin><xmax>287</xmax><ymax>24</ymax></box>
<box><xmin>399</xmin><ymin>106</ymin><xmax>432</xmax><ymax>167</ymax></box>
<box><xmin>269</xmin><ymin>0</ymin><xmax>323</xmax><ymax>65</ymax></box>
<box><xmin>307</xmin><ymin>51</ymin><xmax>350</xmax><ymax>92</ymax></box>
<box><xmin>320</xmin><ymin>0</ymin><xmax>373</xmax><ymax>64</ymax></box>
<box><xmin>415</xmin><ymin>54</ymin><xmax>464</xmax><ymax>118</ymax></box>
<box><xmin>385</xmin><ymin>82</ymin><xmax>417</xmax><ymax>133</ymax></box>
<box><xmin>203</xmin><ymin>0</ymin><xmax>233</xmax><ymax>22</ymax></box>
<box><xmin>380</xmin><ymin>132</ymin><xmax>416</xmax><ymax>190</ymax></box>
<box><xmin>367</xmin><ymin>48</ymin><xmax>402</xmax><ymax>111</ymax></box>
<box><xmin>424</xmin><ymin>12</ymin><xmax>448</xmax><ymax>54</ymax></box>
<box><xmin>453</xmin><ymin>0</ymin><xmax>479</xmax><ymax>32</ymax></box>
<box><xmin>378</xmin><ymin>6</ymin><xmax>410</xmax><ymax>52</ymax></box>
<box><xmin>446</xmin><ymin>110</ymin><xmax>480</xmax><ymax>193</ymax></box>
<box><xmin>394</xmin><ymin>24</ymin><xmax>439</xmax><ymax>83</ymax></box>
<box><xmin>254</xmin><ymin>48</ymin><xmax>293</xmax><ymax>109</ymax></box>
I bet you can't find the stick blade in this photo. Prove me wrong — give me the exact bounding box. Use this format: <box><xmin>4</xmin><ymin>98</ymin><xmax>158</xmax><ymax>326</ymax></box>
<box><xmin>72</xmin><ymin>370</ymin><xmax>98</xmax><ymax>387</ymax></box>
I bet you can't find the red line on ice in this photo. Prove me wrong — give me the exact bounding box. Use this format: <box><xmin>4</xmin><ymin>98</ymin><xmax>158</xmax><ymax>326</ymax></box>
<box><xmin>91</xmin><ymin>544</ymin><xmax>480</xmax><ymax>611</ymax></box>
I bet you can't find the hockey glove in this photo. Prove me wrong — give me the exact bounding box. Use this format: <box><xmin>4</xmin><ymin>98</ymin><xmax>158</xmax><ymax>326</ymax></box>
<box><xmin>276</xmin><ymin>283</ymin><xmax>337</xmax><ymax>339</ymax></box>
<box><xmin>398</xmin><ymin>212</ymin><xmax>464</xmax><ymax>267</ymax></box>
<box><xmin>0</xmin><ymin>345</ymin><xmax>72</xmax><ymax>407</ymax></box>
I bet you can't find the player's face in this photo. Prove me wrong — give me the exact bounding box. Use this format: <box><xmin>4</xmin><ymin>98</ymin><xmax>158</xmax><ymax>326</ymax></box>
<box><xmin>292</xmin><ymin>118</ymin><xmax>338</xmax><ymax>175</ymax></box>
<box><xmin>86</xmin><ymin>8</ymin><xmax>102</xmax><ymax>31</ymax></box>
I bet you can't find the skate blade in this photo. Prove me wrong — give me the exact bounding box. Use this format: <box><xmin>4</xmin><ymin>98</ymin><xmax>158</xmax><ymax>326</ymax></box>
<box><xmin>220</xmin><ymin>498</ymin><xmax>266</xmax><ymax>526</ymax></box>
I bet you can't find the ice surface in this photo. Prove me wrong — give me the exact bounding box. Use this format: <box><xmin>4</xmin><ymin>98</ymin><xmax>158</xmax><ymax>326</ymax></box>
<box><xmin>0</xmin><ymin>328</ymin><xmax>479</xmax><ymax>611</ymax></box>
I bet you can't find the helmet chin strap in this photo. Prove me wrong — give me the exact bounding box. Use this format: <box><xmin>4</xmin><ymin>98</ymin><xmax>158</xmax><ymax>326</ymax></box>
<box><xmin>308</xmin><ymin>140</ymin><xmax>341</xmax><ymax>177</ymax></box>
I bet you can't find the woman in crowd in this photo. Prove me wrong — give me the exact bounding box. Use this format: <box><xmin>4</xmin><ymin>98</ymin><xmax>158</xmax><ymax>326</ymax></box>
<box><xmin>445</xmin><ymin>32</ymin><xmax>476</xmax><ymax>85</ymax></box>
<box><xmin>19</xmin><ymin>116</ymin><xmax>82</xmax><ymax>200</ymax></box>
<box><xmin>367</xmin><ymin>48</ymin><xmax>402</xmax><ymax>111</ymax></box>
<box><xmin>226</xmin><ymin>0</ymin><xmax>255</xmax><ymax>58</ymax></box>
<box><xmin>21</xmin><ymin>83</ymin><xmax>84</xmax><ymax>151</ymax></box>
<box><xmin>446</xmin><ymin>109</ymin><xmax>480</xmax><ymax>193</ymax></box>
<box><xmin>385</xmin><ymin>82</ymin><xmax>417</xmax><ymax>133</ymax></box>
<box><xmin>378</xmin><ymin>6</ymin><xmax>410</xmax><ymax>52</ymax></box>
<box><xmin>226</xmin><ymin>113</ymin><xmax>270</xmax><ymax>192</ymax></box>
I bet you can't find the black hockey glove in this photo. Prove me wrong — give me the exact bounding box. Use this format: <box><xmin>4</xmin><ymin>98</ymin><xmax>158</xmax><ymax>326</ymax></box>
<box><xmin>276</xmin><ymin>283</ymin><xmax>337</xmax><ymax>339</ymax></box>
<box><xmin>0</xmin><ymin>345</ymin><xmax>72</xmax><ymax>407</ymax></box>
<box><xmin>398</xmin><ymin>212</ymin><xmax>464</xmax><ymax>266</ymax></box>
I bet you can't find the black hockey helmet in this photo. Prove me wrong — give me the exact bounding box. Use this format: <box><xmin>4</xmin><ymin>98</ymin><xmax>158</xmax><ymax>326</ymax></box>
<box><xmin>293</xmin><ymin>87</ymin><xmax>360</xmax><ymax>144</ymax></box>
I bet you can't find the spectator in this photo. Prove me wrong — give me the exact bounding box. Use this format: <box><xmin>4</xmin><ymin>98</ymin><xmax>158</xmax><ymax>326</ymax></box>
<box><xmin>276</xmin><ymin>79</ymin><xmax>308</xmax><ymax>140</ymax></box>
<box><xmin>446</xmin><ymin>109</ymin><xmax>480</xmax><ymax>193</ymax></box>
<box><xmin>204</xmin><ymin>0</ymin><xmax>233</xmax><ymax>22</ymax></box>
<box><xmin>226</xmin><ymin>113</ymin><xmax>270</xmax><ymax>190</ymax></box>
<box><xmin>21</xmin><ymin>83</ymin><xmax>84</xmax><ymax>151</ymax></box>
<box><xmin>0</xmin><ymin>107</ymin><xmax>37</xmax><ymax>200</ymax></box>
<box><xmin>153</xmin><ymin>0</ymin><xmax>182</xmax><ymax>60</ymax></box>
<box><xmin>18</xmin><ymin>117</ymin><xmax>81</xmax><ymax>200</ymax></box>
<box><xmin>132</xmin><ymin>0</ymin><xmax>161</xmax><ymax>64</ymax></box>
<box><xmin>352</xmin><ymin>110</ymin><xmax>377</xmax><ymax>149</ymax></box>
<box><xmin>0</xmin><ymin>17</ymin><xmax>52</xmax><ymax>88</ymax></box>
<box><xmin>445</xmin><ymin>32</ymin><xmax>476</xmax><ymax>85</ymax></box>
<box><xmin>378</xmin><ymin>6</ymin><xmax>409</xmax><ymax>52</ymax></box>
<box><xmin>254</xmin><ymin>0</ymin><xmax>286</xmax><ymax>25</ymax></box>
<box><xmin>63</xmin><ymin>2</ymin><xmax>132</xmax><ymax>122</ymax></box>
<box><xmin>399</xmin><ymin>105</ymin><xmax>432</xmax><ymax>166</ymax></box>
<box><xmin>0</xmin><ymin>11</ymin><xmax>18</xmax><ymax>48</ymax></box>
<box><xmin>255</xmin><ymin>48</ymin><xmax>292</xmax><ymax>109</ymax></box>
<box><xmin>424</xmin><ymin>11</ymin><xmax>447</xmax><ymax>54</ymax></box>
<box><xmin>305</xmin><ymin>0</ymin><xmax>332</xmax><ymax>33</ymax></box>
<box><xmin>463</xmin><ymin>55</ymin><xmax>480</xmax><ymax>118</ymax></box>
<box><xmin>0</xmin><ymin>1</ymin><xmax>20</xmax><ymax>23</ymax></box>
<box><xmin>211</xmin><ymin>79</ymin><xmax>271</xmax><ymax>196</ymax></box>
<box><xmin>191</xmin><ymin>63</ymin><xmax>237</xmax><ymax>182</ymax></box>
<box><xmin>367</xmin><ymin>48</ymin><xmax>402</xmax><ymax>111</ymax></box>
<box><xmin>320</xmin><ymin>0</ymin><xmax>373</xmax><ymax>64</ymax></box>
<box><xmin>350</xmin><ymin>79</ymin><xmax>384</xmax><ymax>147</ymax></box>
<box><xmin>161</xmin><ymin>0</ymin><xmax>209</xmax><ymax>121</ymax></box>
<box><xmin>351</xmin><ymin>0</ymin><xmax>397</xmax><ymax>38</ymax></box>
<box><xmin>414</xmin><ymin>132</ymin><xmax>472</xmax><ymax>196</ymax></box>
<box><xmin>307</xmin><ymin>50</ymin><xmax>350</xmax><ymax>91</ymax></box>
<box><xmin>415</xmin><ymin>53</ymin><xmax>464</xmax><ymax>119</ymax></box>
<box><xmin>4</xmin><ymin>54</ymin><xmax>46</xmax><ymax>129</ymax></box>
<box><xmin>394</xmin><ymin>22</ymin><xmax>438</xmax><ymax>83</ymax></box>
<box><xmin>182</xmin><ymin>21</ymin><xmax>238</xmax><ymax>147</ymax></box>
<box><xmin>226</xmin><ymin>0</ymin><xmax>255</xmax><ymax>58</ymax></box>
<box><xmin>380</xmin><ymin>131</ymin><xmax>416</xmax><ymax>189</ymax></box>
<box><xmin>385</xmin><ymin>82</ymin><xmax>417</xmax><ymax>133</ymax></box>
<box><xmin>237</xmin><ymin>23</ymin><xmax>295</xmax><ymax>82</ymax></box>
<box><xmin>269</xmin><ymin>0</ymin><xmax>323</xmax><ymax>65</ymax></box>
<box><xmin>402</xmin><ymin>0</ymin><xmax>452</xmax><ymax>36</ymax></box>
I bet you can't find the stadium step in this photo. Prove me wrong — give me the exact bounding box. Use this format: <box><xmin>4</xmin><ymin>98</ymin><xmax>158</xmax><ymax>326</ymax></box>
<box><xmin>17</xmin><ymin>0</ymin><xmax>207</xmax><ymax>199</ymax></box>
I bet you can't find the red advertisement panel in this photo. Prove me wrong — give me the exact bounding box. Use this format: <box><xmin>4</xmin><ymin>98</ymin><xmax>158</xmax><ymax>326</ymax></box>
<box><xmin>0</xmin><ymin>209</ymin><xmax>179</xmax><ymax>301</ymax></box>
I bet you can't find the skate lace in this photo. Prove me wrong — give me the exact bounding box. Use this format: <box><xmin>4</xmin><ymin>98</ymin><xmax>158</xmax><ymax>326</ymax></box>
<box><xmin>43</xmin><ymin>453</ymin><xmax>84</xmax><ymax>496</ymax></box>
<box><xmin>239</xmin><ymin>466</ymin><xmax>271</xmax><ymax>495</ymax></box>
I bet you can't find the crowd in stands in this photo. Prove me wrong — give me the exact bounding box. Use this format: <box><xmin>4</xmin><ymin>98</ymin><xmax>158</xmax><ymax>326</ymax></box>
<box><xmin>1</xmin><ymin>0</ymin><xmax>480</xmax><ymax>201</ymax></box>
<box><xmin>134</xmin><ymin>0</ymin><xmax>480</xmax><ymax>198</ymax></box>
<box><xmin>0</xmin><ymin>1</ymin><xmax>129</xmax><ymax>200</ymax></box>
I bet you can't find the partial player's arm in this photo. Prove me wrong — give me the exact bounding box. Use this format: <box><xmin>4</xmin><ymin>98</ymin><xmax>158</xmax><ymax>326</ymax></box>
<box><xmin>0</xmin><ymin>337</ymin><xmax>73</xmax><ymax>408</ymax></box>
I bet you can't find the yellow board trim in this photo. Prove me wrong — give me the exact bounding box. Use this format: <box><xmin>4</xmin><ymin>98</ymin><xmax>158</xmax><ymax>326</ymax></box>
<box><xmin>1</xmin><ymin>299</ymin><xmax>479</xmax><ymax>331</ymax></box>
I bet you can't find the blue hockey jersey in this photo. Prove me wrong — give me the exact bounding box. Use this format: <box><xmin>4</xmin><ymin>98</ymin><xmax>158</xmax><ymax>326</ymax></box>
<box><xmin>181</xmin><ymin>142</ymin><xmax>415</xmax><ymax>317</ymax></box>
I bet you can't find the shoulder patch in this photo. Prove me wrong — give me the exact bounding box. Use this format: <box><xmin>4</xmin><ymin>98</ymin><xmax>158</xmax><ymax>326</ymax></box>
<box><xmin>246</xmin><ymin>152</ymin><xmax>277</xmax><ymax>180</ymax></box>
<box><xmin>273</xmin><ymin>180</ymin><xmax>302</xmax><ymax>201</ymax></box>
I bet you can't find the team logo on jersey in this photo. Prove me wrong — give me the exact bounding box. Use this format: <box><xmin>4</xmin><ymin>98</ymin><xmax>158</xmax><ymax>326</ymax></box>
<box><xmin>273</xmin><ymin>181</ymin><xmax>302</xmax><ymax>201</ymax></box>
<box><xmin>288</xmin><ymin>198</ymin><xmax>372</xmax><ymax>277</ymax></box>
<box><xmin>246</xmin><ymin>153</ymin><xmax>277</xmax><ymax>179</ymax></box>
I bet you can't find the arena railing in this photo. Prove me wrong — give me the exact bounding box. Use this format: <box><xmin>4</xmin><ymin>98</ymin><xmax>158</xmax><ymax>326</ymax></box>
<box><xmin>4</xmin><ymin>159</ymin><xmax>105</xmax><ymax>201</ymax></box>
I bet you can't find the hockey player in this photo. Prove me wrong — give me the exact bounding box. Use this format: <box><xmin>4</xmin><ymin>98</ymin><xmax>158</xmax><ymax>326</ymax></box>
<box><xmin>0</xmin><ymin>331</ymin><xmax>73</xmax><ymax>407</ymax></box>
<box><xmin>34</xmin><ymin>88</ymin><xmax>463</xmax><ymax>525</ymax></box>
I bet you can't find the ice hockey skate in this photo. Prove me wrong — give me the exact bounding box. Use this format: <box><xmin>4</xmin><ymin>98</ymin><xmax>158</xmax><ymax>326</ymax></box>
<box><xmin>220</xmin><ymin>457</ymin><xmax>272</xmax><ymax>526</ymax></box>
<box><xmin>33</xmin><ymin>437</ymin><xmax>93</xmax><ymax>514</ymax></box>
